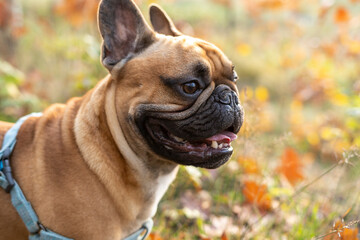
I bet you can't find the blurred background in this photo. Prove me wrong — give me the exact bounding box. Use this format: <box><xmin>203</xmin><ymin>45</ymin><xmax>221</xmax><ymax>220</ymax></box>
<box><xmin>1</xmin><ymin>0</ymin><xmax>360</xmax><ymax>239</ymax></box>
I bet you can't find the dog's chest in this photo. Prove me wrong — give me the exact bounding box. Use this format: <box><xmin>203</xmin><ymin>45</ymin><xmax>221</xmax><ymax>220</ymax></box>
<box><xmin>147</xmin><ymin>167</ymin><xmax>178</xmax><ymax>218</ymax></box>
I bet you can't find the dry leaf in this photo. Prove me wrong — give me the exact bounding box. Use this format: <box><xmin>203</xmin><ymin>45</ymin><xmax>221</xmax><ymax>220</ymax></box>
<box><xmin>11</xmin><ymin>26</ymin><xmax>27</xmax><ymax>38</ymax></box>
<box><xmin>277</xmin><ymin>148</ymin><xmax>304</xmax><ymax>186</ymax></box>
<box><xmin>342</xmin><ymin>228</ymin><xmax>359</xmax><ymax>240</ymax></box>
<box><xmin>259</xmin><ymin>0</ymin><xmax>285</xmax><ymax>10</ymax></box>
<box><xmin>149</xmin><ymin>232</ymin><xmax>163</xmax><ymax>240</ymax></box>
<box><xmin>221</xmin><ymin>232</ymin><xmax>229</xmax><ymax>240</ymax></box>
<box><xmin>334</xmin><ymin>7</ymin><xmax>350</xmax><ymax>24</ymax></box>
<box><xmin>55</xmin><ymin>0</ymin><xmax>99</xmax><ymax>27</ymax></box>
<box><xmin>0</xmin><ymin>0</ymin><xmax>11</xmax><ymax>28</ymax></box>
<box><xmin>242</xmin><ymin>180</ymin><xmax>272</xmax><ymax>211</ymax></box>
<box><xmin>324</xmin><ymin>219</ymin><xmax>359</xmax><ymax>240</ymax></box>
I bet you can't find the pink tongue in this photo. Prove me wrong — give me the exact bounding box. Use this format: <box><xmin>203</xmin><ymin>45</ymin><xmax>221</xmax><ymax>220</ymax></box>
<box><xmin>205</xmin><ymin>131</ymin><xmax>237</xmax><ymax>143</ymax></box>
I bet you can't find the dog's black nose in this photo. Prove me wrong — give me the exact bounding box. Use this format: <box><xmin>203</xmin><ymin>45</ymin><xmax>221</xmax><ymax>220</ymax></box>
<box><xmin>212</xmin><ymin>84</ymin><xmax>243</xmax><ymax>133</ymax></box>
<box><xmin>213</xmin><ymin>85</ymin><xmax>239</xmax><ymax>106</ymax></box>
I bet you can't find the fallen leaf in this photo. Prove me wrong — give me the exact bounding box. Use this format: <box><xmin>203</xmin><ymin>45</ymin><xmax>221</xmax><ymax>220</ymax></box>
<box><xmin>221</xmin><ymin>232</ymin><xmax>229</xmax><ymax>240</ymax></box>
<box><xmin>149</xmin><ymin>233</ymin><xmax>163</xmax><ymax>240</ymax></box>
<box><xmin>342</xmin><ymin>228</ymin><xmax>359</xmax><ymax>240</ymax></box>
<box><xmin>276</xmin><ymin>148</ymin><xmax>304</xmax><ymax>186</ymax></box>
<box><xmin>259</xmin><ymin>0</ymin><xmax>285</xmax><ymax>10</ymax></box>
<box><xmin>342</xmin><ymin>208</ymin><xmax>352</xmax><ymax>219</ymax></box>
<box><xmin>55</xmin><ymin>0</ymin><xmax>99</xmax><ymax>27</ymax></box>
<box><xmin>334</xmin><ymin>7</ymin><xmax>350</xmax><ymax>24</ymax></box>
<box><xmin>0</xmin><ymin>0</ymin><xmax>11</xmax><ymax>28</ymax></box>
<box><xmin>11</xmin><ymin>26</ymin><xmax>27</xmax><ymax>38</ymax></box>
<box><xmin>324</xmin><ymin>219</ymin><xmax>359</xmax><ymax>240</ymax></box>
<box><xmin>242</xmin><ymin>180</ymin><xmax>272</xmax><ymax>211</ymax></box>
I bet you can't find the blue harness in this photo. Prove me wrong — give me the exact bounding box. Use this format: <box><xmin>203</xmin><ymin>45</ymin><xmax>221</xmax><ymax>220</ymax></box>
<box><xmin>0</xmin><ymin>113</ymin><xmax>153</xmax><ymax>240</ymax></box>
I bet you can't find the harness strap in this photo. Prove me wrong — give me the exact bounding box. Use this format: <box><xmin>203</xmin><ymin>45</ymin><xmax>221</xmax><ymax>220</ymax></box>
<box><xmin>0</xmin><ymin>113</ymin><xmax>72</xmax><ymax>240</ymax></box>
<box><xmin>0</xmin><ymin>113</ymin><xmax>43</xmax><ymax>161</ymax></box>
<box><xmin>125</xmin><ymin>219</ymin><xmax>153</xmax><ymax>240</ymax></box>
<box><xmin>0</xmin><ymin>112</ymin><xmax>43</xmax><ymax>191</ymax></box>
<box><xmin>0</xmin><ymin>113</ymin><xmax>153</xmax><ymax>240</ymax></box>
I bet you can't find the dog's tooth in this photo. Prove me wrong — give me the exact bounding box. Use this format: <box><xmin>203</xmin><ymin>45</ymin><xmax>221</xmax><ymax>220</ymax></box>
<box><xmin>219</xmin><ymin>143</ymin><xmax>223</xmax><ymax>149</ymax></box>
<box><xmin>173</xmin><ymin>136</ymin><xmax>185</xmax><ymax>142</ymax></box>
<box><xmin>211</xmin><ymin>141</ymin><xmax>218</xmax><ymax>149</ymax></box>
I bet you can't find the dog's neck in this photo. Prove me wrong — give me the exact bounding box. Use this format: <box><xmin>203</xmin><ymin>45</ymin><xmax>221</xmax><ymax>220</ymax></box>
<box><xmin>74</xmin><ymin>75</ymin><xmax>178</xmax><ymax>236</ymax></box>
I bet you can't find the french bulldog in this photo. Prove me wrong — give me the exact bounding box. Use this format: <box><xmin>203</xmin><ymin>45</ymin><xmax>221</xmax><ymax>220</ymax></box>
<box><xmin>0</xmin><ymin>0</ymin><xmax>244</xmax><ymax>239</ymax></box>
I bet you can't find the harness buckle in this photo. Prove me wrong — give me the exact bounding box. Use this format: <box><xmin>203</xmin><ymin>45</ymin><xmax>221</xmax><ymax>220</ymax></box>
<box><xmin>38</xmin><ymin>222</ymin><xmax>48</xmax><ymax>232</ymax></box>
<box><xmin>0</xmin><ymin>148</ymin><xmax>15</xmax><ymax>193</ymax></box>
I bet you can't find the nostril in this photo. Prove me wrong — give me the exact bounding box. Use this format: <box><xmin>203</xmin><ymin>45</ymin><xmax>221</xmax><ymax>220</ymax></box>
<box><xmin>215</xmin><ymin>92</ymin><xmax>231</xmax><ymax>105</ymax></box>
<box><xmin>213</xmin><ymin>85</ymin><xmax>235</xmax><ymax>105</ymax></box>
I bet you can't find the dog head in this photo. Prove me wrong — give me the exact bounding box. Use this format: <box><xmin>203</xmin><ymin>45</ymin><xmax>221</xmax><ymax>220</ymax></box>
<box><xmin>98</xmin><ymin>0</ymin><xmax>244</xmax><ymax>169</ymax></box>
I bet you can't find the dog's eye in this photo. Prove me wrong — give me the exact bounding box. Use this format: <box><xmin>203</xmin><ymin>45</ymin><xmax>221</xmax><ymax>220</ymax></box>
<box><xmin>182</xmin><ymin>81</ymin><xmax>199</xmax><ymax>94</ymax></box>
<box><xmin>233</xmin><ymin>70</ymin><xmax>238</xmax><ymax>82</ymax></box>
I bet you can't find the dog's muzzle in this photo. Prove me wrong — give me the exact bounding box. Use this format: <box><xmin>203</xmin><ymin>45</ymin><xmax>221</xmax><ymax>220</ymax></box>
<box><xmin>135</xmin><ymin>84</ymin><xmax>244</xmax><ymax>169</ymax></box>
<box><xmin>162</xmin><ymin>84</ymin><xmax>243</xmax><ymax>141</ymax></box>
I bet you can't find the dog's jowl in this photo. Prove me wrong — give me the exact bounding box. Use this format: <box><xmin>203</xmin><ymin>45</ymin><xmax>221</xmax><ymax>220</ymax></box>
<box><xmin>0</xmin><ymin>0</ymin><xmax>244</xmax><ymax>239</ymax></box>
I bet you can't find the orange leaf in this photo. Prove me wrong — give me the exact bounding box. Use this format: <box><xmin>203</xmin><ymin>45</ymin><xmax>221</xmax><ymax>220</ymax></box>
<box><xmin>276</xmin><ymin>148</ymin><xmax>304</xmax><ymax>186</ymax></box>
<box><xmin>334</xmin><ymin>7</ymin><xmax>350</xmax><ymax>24</ymax></box>
<box><xmin>55</xmin><ymin>0</ymin><xmax>99</xmax><ymax>27</ymax></box>
<box><xmin>242</xmin><ymin>180</ymin><xmax>272</xmax><ymax>211</ymax></box>
<box><xmin>334</xmin><ymin>219</ymin><xmax>345</xmax><ymax>230</ymax></box>
<box><xmin>221</xmin><ymin>232</ymin><xmax>228</xmax><ymax>240</ymax></box>
<box><xmin>0</xmin><ymin>0</ymin><xmax>11</xmax><ymax>28</ymax></box>
<box><xmin>342</xmin><ymin>228</ymin><xmax>359</xmax><ymax>240</ymax></box>
<box><xmin>11</xmin><ymin>26</ymin><xmax>27</xmax><ymax>38</ymax></box>
<box><xmin>259</xmin><ymin>0</ymin><xmax>284</xmax><ymax>10</ymax></box>
<box><xmin>149</xmin><ymin>233</ymin><xmax>163</xmax><ymax>240</ymax></box>
<box><xmin>324</xmin><ymin>220</ymin><xmax>359</xmax><ymax>240</ymax></box>
<box><xmin>320</xmin><ymin>43</ymin><xmax>337</xmax><ymax>57</ymax></box>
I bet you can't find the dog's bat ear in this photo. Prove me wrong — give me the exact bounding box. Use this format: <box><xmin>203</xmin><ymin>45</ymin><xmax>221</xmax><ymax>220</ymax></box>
<box><xmin>98</xmin><ymin>0</ymin><xmax>155</xmax><ymax>72</ymax></box>
<box><xmin>149</xmin><ymin>4</ymin><xmax>182</xmax><ymax>37</ymax></box>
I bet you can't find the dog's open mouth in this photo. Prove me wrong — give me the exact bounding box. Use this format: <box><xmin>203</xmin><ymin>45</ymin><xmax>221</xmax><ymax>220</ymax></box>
<box><xmin>143</xmin><ymin>118</ymin><xmax>238</xmax><ymax>168</ymax></box>
<box><xmin>147</xmin><ymin>123</ymin><xmax>237</xmax><ymax>155</ymax></box>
